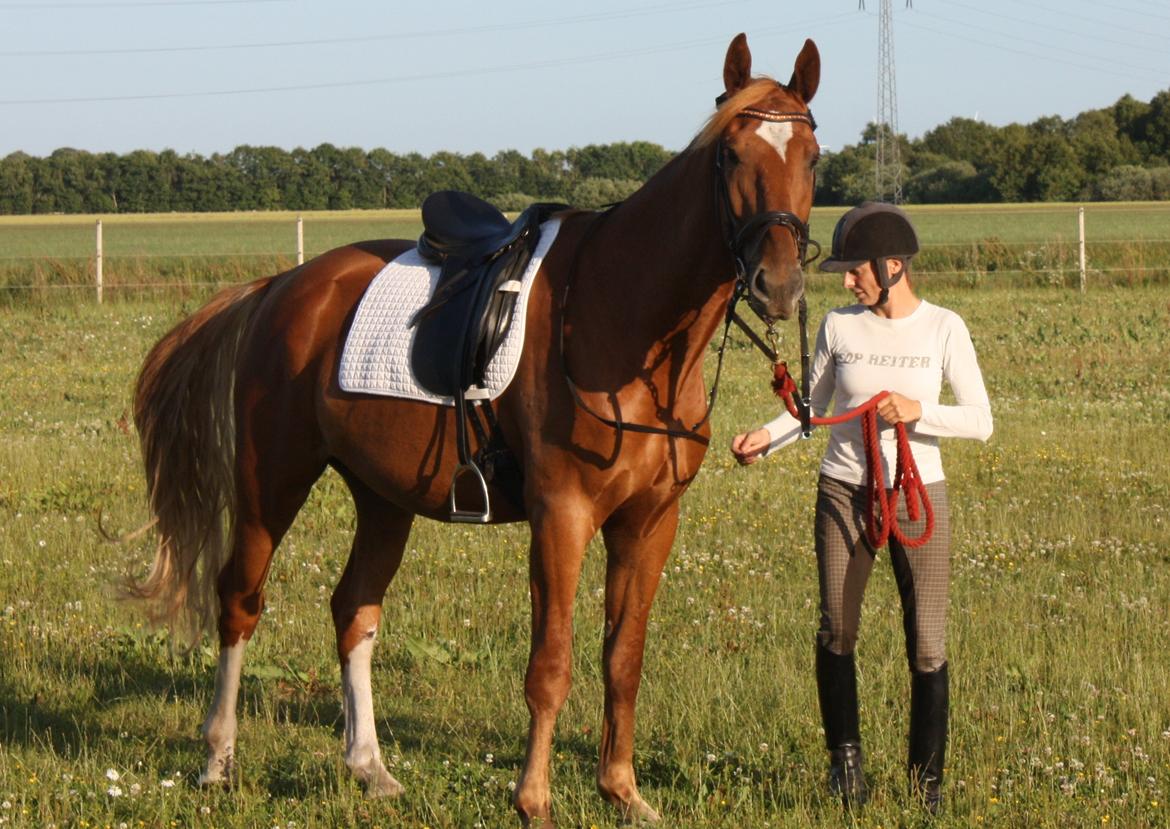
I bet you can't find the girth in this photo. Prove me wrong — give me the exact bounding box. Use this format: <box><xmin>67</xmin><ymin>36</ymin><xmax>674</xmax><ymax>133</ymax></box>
<box><xmin>410</xmin><ymin>190</ymin><xmax>566</xmax><ymax>523</ymax></box>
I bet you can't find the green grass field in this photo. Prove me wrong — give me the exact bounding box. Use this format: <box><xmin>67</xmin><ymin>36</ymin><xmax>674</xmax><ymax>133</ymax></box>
<box><xmin>1</xmin><ymin>257</ymin><xmax>1168</xmax><ymax>827</ymax></box>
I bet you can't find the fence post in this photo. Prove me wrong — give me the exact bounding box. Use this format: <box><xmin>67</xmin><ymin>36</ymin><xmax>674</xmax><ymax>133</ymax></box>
<box><xmin>95</xmin><ymin>219</ymin><xmax>103</xmax><ymax>304</ymax></box>
<box><xmin>1078</xmin><ymin>206</ymin><xmax>1086</xmax><ymax>293</ymax></box>
<box><xmin>297</xmin><ymin>215</ymin><xmax>304</xmax><ymax>265</ymax></box>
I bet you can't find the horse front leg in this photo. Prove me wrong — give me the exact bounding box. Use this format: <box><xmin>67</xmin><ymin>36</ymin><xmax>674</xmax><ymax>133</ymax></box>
<box><xmin>513</xmin><ymin>501</ymin><xmax>593</xmax><ymax>827</ymax></box>
<box><xmin>595</xmin><ymin>499</ymin><xmax>680</xmax><ymax>824</ymax></box>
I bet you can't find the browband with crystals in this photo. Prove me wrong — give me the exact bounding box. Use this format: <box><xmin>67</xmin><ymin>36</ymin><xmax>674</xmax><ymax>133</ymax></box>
<box><xmin>738</xmin><ymin>108</ymin><xmax>817</xmax><ymax>130</ymax></box>
<box><xmin>713</xmin><ymin>89</ymin><xmax>817</xmax><ymax>132</ymax></box>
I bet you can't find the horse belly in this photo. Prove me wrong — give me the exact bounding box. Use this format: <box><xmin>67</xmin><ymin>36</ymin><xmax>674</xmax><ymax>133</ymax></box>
<box><xmin>321</xmin><ymin>395</ymin><xmax>527</xmax><ymax>523</ymax></box>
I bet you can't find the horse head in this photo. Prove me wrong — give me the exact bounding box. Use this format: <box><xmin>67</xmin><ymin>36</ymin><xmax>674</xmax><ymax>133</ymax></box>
<box><xmin>711</xmin><ymin>34</ymin><xmax>821</xmax><ymax>323</ymax></box>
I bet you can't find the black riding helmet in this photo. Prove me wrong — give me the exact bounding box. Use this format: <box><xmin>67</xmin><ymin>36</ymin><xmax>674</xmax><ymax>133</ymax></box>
<box><xmin>819</xmin><ymin>202</ymin><xmax>919</xmax><ymax>299</ymax></box>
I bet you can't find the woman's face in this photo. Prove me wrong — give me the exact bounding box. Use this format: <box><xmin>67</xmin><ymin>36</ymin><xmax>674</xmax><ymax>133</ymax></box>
<box><xmin>843</xmin><ymin>261</ymin><xmax>882</xmax><ymax>305</ymax></box>
<box><xmin>843</xmin><ymin>258</ymin><xmax>904</xmax><ymax>306</ymax></box>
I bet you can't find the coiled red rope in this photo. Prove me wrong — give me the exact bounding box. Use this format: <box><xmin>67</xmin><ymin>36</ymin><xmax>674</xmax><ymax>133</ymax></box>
<box><xmin>772</xmin><ymin>361</ymin><xmax>934</xmax><ymax>548</ymax></box>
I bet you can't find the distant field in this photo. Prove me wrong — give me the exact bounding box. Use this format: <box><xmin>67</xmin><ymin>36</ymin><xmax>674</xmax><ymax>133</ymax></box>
<box><xmin>1</xmin><ymin>203</ymin><xmax>1168</xmax><ymax>304</ymax></box>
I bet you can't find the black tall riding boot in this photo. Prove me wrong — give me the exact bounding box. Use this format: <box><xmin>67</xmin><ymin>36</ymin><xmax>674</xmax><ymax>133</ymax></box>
<box><xmin>908</xmin><ymin>662</ymin><xmax>949</xmax><ymax>814</ymax></box>
<box><xmin>815</xmin><ymin>642</ymin><xmax>868</xmax><ymax>807</ymax></box>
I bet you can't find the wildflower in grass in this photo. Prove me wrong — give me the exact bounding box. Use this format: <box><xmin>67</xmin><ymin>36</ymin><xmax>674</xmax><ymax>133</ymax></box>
<box><xmin>107</xmin><ymin>785</ymin><xmax>122</xmax><ymax>797</ymax></box>
<box><xmin>105</xmin><ymin>768</ymin><xmax>120</xmax><ymax>782</ymax></box>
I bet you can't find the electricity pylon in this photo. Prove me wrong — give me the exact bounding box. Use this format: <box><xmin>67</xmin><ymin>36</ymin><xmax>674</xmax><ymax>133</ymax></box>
<box><xmin>861</xmin><ymin>0</ymin><xmax>911</xmax><ymax>203</ymax></box>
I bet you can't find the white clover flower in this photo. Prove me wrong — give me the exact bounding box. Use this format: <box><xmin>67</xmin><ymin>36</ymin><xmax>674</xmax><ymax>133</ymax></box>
<box><xmin>107</xmin><ymin>786</ymin><xmax>123</xmax><ymax>797</ymax></box>
<box><xmin>160</xmin><ymin>780</ymin><xmax>175</xmax><ymax>789</ymax></box>
<box><xmin>105</xmin><ymin>768</ymin><xmax>120</xmax><ymax>782</ymax></box>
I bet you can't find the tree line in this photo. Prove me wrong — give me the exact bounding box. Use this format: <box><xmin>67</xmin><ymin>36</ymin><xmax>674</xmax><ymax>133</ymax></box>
<box><xmin>2</xmin><ymin>88</ymin><xmax>1168</xmax><ymax>215</ymax></box>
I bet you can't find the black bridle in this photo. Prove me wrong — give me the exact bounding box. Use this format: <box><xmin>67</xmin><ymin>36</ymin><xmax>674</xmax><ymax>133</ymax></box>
<box><xmin>559</xmin><ymin>98</ymin><xmax>821</xmax><ymax>443</ymax></box>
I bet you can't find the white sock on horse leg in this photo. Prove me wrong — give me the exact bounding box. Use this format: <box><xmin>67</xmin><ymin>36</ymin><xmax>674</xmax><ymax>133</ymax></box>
<box><xmin>343</xmin><ymin>629</ymin><xmax>403</xmax><ymax>798</ymax></box>
<box><xmin>199</xmin><ymin>641</ymin><xmax>245</xmax><ymax>785</ymax></box>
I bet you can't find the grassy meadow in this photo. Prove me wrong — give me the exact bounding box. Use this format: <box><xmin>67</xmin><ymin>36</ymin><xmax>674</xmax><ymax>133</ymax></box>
<box><xmin>1</xmin><ymin>209</ymin><xmax>1169</xmax><ymax>828</ymax></box>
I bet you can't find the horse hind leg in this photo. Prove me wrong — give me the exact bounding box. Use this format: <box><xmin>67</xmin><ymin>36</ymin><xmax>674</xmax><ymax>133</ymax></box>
<box><xmin>200</xmin><ymin>439</ymin><xmax>325</xmax><ymax>785</ymax></box>
<box><xmin>330</xmin><ymin>473</ymin><xmax>413</xmax><ymax>798</ymax></box>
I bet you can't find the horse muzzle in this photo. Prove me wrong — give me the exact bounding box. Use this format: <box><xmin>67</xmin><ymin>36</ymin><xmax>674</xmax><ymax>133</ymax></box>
<box><xmin>746</xmin><ymin>262</ymin><xmax>805</xmax><ymax>323</ymax></box>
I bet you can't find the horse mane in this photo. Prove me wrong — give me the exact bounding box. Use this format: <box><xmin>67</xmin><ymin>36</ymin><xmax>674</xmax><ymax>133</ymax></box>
<box><xmin>691</xmin><ymin>76</ymin><xmax>788</xmax><ymax>149</ymax></box>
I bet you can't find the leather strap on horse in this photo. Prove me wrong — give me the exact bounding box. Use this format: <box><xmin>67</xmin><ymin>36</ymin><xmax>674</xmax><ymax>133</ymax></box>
<box><xmin>771</xmin><ymin>361</ymin><xmax>935</xmax><ymax>549</ymax></box>
<box><xmin>559</xmin><ymin>209</ymin><xmax>729</xmax><ymax>445</ymax></box>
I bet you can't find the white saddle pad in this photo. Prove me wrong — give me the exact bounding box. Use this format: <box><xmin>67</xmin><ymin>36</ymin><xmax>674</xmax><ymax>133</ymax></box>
<box><xmin>339</xmin><ymin>218</ymin><xmax>562</xmax><ymax>405</ymax></box>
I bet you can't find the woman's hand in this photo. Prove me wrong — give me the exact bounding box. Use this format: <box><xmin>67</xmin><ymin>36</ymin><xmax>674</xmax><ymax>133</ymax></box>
<box><xmin>730</xmin><ymin>428</ymin><xmax>771</xmax><ymax>465</ymax></box>
<box><xmin>877</xmin><ymin>392</ymin><xmax>922</xmax><ymax>425</ymax></box>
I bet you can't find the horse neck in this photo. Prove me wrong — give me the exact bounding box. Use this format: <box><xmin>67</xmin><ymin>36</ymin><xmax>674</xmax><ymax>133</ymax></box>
<box><xmin>571</xmin><ymin>142</ymin><xmax>735</xmax><ymax>381</ymax></box>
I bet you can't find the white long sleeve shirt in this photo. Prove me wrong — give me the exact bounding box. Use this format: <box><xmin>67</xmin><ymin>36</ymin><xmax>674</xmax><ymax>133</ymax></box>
<box><xmin>761</xmin><ymin>300</ymin><xmax>993</xmax><ymax>486</ymax></box>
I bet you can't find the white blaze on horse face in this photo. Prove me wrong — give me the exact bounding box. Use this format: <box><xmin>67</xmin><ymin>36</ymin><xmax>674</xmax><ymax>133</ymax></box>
<box><xmin>754</xmin><ymin>121</ymin><xmax>795</xmax><ymax>163</ymax></box>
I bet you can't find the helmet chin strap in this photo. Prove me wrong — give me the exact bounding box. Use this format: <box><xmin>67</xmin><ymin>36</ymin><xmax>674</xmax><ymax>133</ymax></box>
<box><xmin>871</xmin><ymin>258</ymin><xmax>903</xmax><ymax>307</ymax></box>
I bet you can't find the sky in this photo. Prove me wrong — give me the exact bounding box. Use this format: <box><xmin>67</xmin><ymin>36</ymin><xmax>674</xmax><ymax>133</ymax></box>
<box><xmin>1</xmin><ymin>0</ymin><xmax>1168</xmax><ymax>159</ymax></box>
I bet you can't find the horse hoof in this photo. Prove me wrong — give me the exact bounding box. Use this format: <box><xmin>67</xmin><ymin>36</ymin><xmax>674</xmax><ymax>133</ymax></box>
<box><xmin>198</xmin><ymin>757</ymin><xmax>235</xmax><ymax>788</ymax></box>
<box><xmin>364</xmin><ymin>768</ymin><xmax>405</xmax><ymax>799</ymax></box>
<box><xmin>621</xmin><ymin>796</ymin><xmax>661</xmax><ymax>825</ymax></box>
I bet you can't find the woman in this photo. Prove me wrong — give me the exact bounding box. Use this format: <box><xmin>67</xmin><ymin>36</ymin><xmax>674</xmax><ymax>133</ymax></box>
<box><xmin>731</xmin><ymin>202</ymin><xmax>993</xmax><ymax>812</ymax></box>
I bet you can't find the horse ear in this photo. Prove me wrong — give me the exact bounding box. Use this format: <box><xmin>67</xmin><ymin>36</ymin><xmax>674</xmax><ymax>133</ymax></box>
<box><xmin>787</xmin><ymin>38</ymin><xmax>820</xmax><ymax>104</ymax></box>
<box><xmin>723</xmin><ymin>33</ymin><xmax>752</xmax><ymax>97</ymax></box>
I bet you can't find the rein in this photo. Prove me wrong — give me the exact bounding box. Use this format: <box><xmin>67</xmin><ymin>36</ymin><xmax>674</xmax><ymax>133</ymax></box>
<box><xmin>558</xmin><ymin>97</ymin><xmax>821</xmax><ymax>445</ymax></box>
<box><xmin>771</xmin><ymin>361</ymin><xmax>936</xmax><ymax>549</ymax></box>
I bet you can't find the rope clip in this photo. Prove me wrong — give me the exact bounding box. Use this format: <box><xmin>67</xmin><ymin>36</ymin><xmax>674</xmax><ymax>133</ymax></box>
<box><xmin>765</xmin><ymin>324</ymin><xmax>781</xmax><ymax>363</ymax></box>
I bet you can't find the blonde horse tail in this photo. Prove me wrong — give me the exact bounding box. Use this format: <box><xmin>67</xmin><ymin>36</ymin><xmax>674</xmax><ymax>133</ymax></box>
<box><xmin>125</xmin><ymin>276</ymin><xmax>276</xmax><ymax>643</ymax></box>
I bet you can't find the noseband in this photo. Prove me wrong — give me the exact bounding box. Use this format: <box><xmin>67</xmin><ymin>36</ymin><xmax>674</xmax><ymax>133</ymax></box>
<box><xmin>714</xmin><ymin>105</ymin><xmax>821</xmax><ymax>291</ymax></box>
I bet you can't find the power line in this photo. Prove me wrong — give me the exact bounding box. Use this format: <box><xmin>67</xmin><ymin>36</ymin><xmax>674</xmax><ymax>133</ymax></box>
<box><xmin>900</xmin><ymin>17</ymin><xmax>1166</xmax><ymax>84</ymax></box>
<box><xmin>0</xmin><ymin>0</ymin><xmax>288</xmax><ymax>8</ymax></box>
<box><xmin>0</xmin><ymin>14</ymin><xmax>860</xmax><ymax>107</ymax></box>
<box><xmin>940</xmin><ymin>0</ymin><xmax>1166</xmax><ymax>54</ymax></box>
<box><xmin>1017</xmin><ymin>0</ymin><xmax>1170</xmax><ymax>40</ymax></box>
<box><xmin>1063</xmin><ymin>0</ymin><xmax>1170</xmax><ymax>24</ymax></box>
<box><xmin>0</xmin><ymin>0</ymin><xmax>753</xmax><ymax>57</ymax></box>
<box><xmin>915</xmin><ymin>9</ymin><xmax>1165</xmax><ymax>80</ymax></box>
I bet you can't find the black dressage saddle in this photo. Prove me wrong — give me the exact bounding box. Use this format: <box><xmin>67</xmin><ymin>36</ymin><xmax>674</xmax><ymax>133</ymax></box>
<box><xmin>410</xmin><ymin>190</ymin><xmax>566</xmax><ymax>523</ymax></box>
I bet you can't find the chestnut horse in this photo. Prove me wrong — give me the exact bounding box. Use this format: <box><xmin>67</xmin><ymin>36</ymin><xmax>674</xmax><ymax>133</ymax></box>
<box><xmin>130</xmin><ymin>34</ymin><xmax>820</xmax><ymax>825</ymax></box>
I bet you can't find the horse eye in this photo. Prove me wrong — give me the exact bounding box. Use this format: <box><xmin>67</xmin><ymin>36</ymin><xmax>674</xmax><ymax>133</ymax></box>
<box><xmin>810</xmin><ymin>154</ymin><xmax>821</xmax><ymax>170</ymax></box>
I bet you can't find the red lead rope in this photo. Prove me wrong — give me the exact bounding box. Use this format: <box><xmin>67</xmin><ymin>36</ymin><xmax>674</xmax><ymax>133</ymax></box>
<box><xmin>771</xmin><ymin>362</ymin><xmax>935</xmax><ymax>549</ymax></box>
